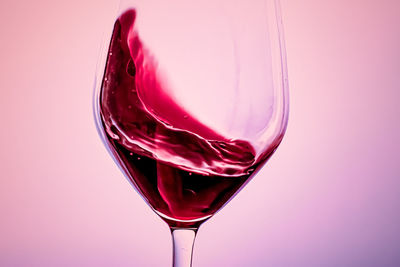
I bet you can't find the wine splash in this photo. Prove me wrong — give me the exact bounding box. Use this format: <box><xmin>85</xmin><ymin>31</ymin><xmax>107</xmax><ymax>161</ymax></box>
<box><xmin>99</xmin><ymin>9</ymin><xmax>279</xmax><ymax>227</ymax></box>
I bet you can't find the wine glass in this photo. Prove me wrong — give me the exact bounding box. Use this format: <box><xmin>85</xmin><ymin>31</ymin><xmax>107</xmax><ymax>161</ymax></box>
<box><xmin>93</xmin><ymin>0</ymin><xmax>288</xmax><ymax>266</ymax></box>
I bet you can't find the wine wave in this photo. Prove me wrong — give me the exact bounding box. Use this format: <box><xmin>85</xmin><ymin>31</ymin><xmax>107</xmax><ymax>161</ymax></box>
<box><xmin>100</xmin><ymin>9</ymin><xmax>259</xmax><ymax>177</ymax></box>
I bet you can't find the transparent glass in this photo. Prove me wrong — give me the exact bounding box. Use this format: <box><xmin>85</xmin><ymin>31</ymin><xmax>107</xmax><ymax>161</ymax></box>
<box><xmin>93</xmin><ymin>0</ymin><xmax>288</xmax><ymax>266</ymax></box>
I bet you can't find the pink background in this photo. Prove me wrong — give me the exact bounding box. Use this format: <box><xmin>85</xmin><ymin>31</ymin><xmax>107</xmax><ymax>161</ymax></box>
<box><xmin>0</xmin><ymin>0</ymin><xmax>399</xmax><ymax>266</ymax></box>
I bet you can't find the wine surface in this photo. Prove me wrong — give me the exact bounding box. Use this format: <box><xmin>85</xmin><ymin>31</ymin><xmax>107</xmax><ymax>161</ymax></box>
<box><xmin>99</xmin><ymin>9</ymin><xmax>277</xmax><ymax>227</ymax></box>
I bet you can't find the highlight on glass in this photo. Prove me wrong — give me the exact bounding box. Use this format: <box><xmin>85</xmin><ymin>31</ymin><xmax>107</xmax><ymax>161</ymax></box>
<box><xmin>93</xmin><ymin>0</ymin><xmax>289</xmax><ymax>266</ymax></box>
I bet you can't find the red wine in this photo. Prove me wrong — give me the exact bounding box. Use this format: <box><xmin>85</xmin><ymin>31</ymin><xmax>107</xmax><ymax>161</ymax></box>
<box><xmin>99</xmin><ymin>9</ymin><xmax>278</xmax><ymax>227</ymax></box>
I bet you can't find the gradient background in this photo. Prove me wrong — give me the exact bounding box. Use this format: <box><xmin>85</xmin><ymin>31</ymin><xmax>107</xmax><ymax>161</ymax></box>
<box><xmin>0</xmin><ymin>0</ymin><xmax>399</xmax><ymax>266</ymax></box>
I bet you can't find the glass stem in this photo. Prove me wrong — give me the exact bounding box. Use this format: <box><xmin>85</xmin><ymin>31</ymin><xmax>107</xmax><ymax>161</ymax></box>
<box><xmin>171</xmin><ymin>228</ymin><xmax>198</xmax><ymax>267</ymax></box>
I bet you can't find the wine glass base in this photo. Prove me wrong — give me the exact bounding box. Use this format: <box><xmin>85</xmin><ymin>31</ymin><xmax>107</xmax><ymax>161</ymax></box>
<box><xmin>153</xmin><ymin>210</ymin><xmax>212</xmax><ymax>228</ymax></box>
